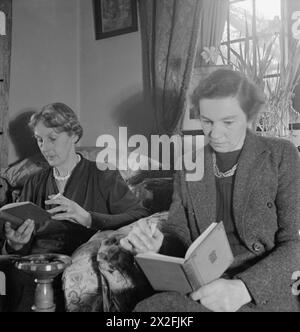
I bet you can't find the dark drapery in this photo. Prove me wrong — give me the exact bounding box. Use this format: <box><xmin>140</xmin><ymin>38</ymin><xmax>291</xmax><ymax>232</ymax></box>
<box><xmin>139</xmin><ymin>0</ymin><xmax>203</xmax><ymax>134</ymax></box>
<box><xmin>195</xmin><ymin>0</ymin><xmax>229</xmax><ymax>66</ymax></box>
<box><xmin>139</xmin><ymin>0</ymin><xmax>229</xmax><ymax>134</ymax></box>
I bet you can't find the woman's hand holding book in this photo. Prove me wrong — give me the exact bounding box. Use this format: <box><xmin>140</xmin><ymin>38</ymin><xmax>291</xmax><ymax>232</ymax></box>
<box><xmin>5</xmin><ymin>219</ymin><xmax>35</xmax><ymax>251</ymax></box>
<box><xmin>45</xmin><ymin>194</ymin><xmax>92</xmax><ymax>228</ymax></box>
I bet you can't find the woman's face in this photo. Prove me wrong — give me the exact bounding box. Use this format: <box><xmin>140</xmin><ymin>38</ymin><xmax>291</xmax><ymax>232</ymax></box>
<box><xmin>199</xmin><ymin>97</ymin><xmax>250</xmax><ymax>153</ymax></box>
<box><xmin>34</xmin><ymin>121</ymin><xmax>77</xmax><ymax>168</ymax></box>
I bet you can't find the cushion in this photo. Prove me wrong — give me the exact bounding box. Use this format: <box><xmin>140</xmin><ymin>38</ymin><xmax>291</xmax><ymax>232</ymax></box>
<box><xmin>0</xmin><ymin>153</ymin><xmax>47</xmax><ymax>188</ymax></box>
<box><xmin>97</xmin><ymin>212</ymin><xmax>168</xmax><ymax>312</ymax></box>
<box><xmin>0</xmin><ymin>153</ymin><xmax>48</xmax><ymax>206</ymax></box>
<box><xmin>62</xmin><ymin>231</ymin><xmax>113</xmax><ymax>312</ymax></box>
<box><xmin>63</xmin><ymin>211</ymin><xmax>169</xmax><ymax>312</ymax></box>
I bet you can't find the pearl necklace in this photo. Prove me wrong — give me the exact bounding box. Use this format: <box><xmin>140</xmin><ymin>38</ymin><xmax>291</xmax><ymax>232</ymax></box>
<box><xmin>53</xmin><ymin>168</ymin><xmax>70</xmax><ymax>181</ymax></box>
<box><xmin>212</xmin><ymin>152</ymin><xmax>238</xmax><ymax>178</ymax></box>
<box><xmin>53</xmin><ymin>154</ymin><xmax>81</xmax><ymax>182</ymax></box>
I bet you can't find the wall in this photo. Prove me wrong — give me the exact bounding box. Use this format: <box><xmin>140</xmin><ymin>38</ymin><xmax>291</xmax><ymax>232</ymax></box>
<box><xmin>79</xmin><ymin>0</ymin><xmax>153</xmax><ymax>148</ymax></box>
<box><xmin>8</xmin><ymin>0</ymin><xmax>79</xmax><ymax>164</ymax></box>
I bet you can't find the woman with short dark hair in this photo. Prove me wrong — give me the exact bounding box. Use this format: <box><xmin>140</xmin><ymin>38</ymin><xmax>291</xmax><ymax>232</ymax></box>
<box><xmin>191</xmin><ymin>69</ymin><xmax>265</xmax><ymax>122</ymax></box>
<box><xmin>122</xmin><ymin>69</ymin><xmax>300</xmax><ymax>312</ymax></box>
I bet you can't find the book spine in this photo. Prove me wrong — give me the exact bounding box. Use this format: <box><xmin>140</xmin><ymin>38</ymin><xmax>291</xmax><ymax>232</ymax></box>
<box><xmin>182</xmin><ymin>260</ymin><xmax>203</xmax><ymax>291</ymax></box>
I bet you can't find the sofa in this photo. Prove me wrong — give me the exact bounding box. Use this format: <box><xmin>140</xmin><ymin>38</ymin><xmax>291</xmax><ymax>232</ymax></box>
<box><xmin>0</xmin><ymin>147</ymin><xmax>174</xmax><ymax>312</ymax></box>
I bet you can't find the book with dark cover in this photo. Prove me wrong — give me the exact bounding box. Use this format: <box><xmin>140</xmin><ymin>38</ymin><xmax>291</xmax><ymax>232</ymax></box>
<box><xmin>135</xmin><ymin>222</ymin><xmax>234</xmax><ymax>294</ymax></box>
<box><xmin>0</xmin><ymin>201</ymin><xmax>51</xmax><ymax>231</ymax></box>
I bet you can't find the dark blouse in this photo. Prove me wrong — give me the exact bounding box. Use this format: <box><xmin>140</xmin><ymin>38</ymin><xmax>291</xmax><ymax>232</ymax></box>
<box><xmin>9</xmin><ymin>156</ymin><xmax>149</xmax><ymax>255</ymax></box>
<box><xmin>215</xmin><ymin>149</ymin><xmax>248</xmax><ymax>256</ymax></box>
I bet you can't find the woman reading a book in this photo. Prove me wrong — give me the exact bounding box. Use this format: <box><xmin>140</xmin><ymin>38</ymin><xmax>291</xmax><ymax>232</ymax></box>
<box><xmin>1</xmin><ymin>102</ymin><xmax>149</xmax><ymax>311</ymax></box>
<box><xmin>121</xmin><ymin>69</ymin><xmax>300</xmax><ymax>312</ymax></box>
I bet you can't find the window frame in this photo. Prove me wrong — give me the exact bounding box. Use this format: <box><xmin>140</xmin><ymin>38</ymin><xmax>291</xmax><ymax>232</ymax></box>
<box><xmin>221</xmin><ymin>0</ymin><xmax>286</xmax><ymax>81</ymax></box>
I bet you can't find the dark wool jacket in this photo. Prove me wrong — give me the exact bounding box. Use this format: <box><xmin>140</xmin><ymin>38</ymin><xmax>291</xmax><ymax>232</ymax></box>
<box><xmin>161</xmin><ymin>130</ymin><xmax>300</xmax><ymax>312</ymax></box>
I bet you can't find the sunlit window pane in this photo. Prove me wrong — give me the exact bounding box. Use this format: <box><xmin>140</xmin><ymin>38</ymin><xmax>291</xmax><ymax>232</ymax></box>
<box><xmin>256</xmin><ymin>0</ymin><xmax>281</xmax><ymax>20</ymax></box>
<box><xmin>230</xmin><ymin>0</ymin><xmax>253</xmax><ymax>39</ymax></box>
<box><xmin>256</xmin><ymin>0</ymin><xmax>281</xmax><ymax>36</ymax></box>
<box><xmin>221</xmin><ymin>0</ymin><xmax>281</xmax><ymax>77</ymax></box>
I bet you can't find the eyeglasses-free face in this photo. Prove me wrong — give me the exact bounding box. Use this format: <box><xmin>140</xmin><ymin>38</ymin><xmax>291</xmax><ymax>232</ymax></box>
<box><xmin>199</xmin><ymin>97</ymin><xmax>250</xmax><ymax>153</ymax></box>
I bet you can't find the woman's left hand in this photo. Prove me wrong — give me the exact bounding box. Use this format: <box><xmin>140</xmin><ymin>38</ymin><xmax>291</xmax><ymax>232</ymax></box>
<box><xmin>190</xmin><ymin>278</ymin><xmax>252</xmax><ymax>312</ymax></box>
<box><xmin>45</xmin><ymin>194</ymin><xmax>92</xmax><ymax>228</ymax></box>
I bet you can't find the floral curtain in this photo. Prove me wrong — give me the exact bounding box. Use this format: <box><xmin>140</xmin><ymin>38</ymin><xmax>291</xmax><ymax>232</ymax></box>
<box><xmin>139</xmin><ymin>0</ymin><xmax>203</xmax><ymax>134</ymax></box>
<box><xmin>138</xmin><ymin>0</ymin><xmax>229</xmax><ymax>134</ymax></box>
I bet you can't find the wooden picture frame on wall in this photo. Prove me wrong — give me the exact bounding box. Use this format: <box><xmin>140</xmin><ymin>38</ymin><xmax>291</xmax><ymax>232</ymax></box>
<box><xmin>93</xmin><ymin>0</ymin><xmax>138</xmax><ymax>40</ymax></box>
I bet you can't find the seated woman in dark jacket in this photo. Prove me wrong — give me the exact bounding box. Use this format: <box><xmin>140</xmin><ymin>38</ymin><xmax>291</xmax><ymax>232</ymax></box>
<box><xmin>121</xmin><ymin>69</ymin><xmax>300</xmax><ymax>312</ymax></box>
<box><xmin>1</xmin><ymin>102</ymin><xmax>149</xmax><ymax>311</ymax></box>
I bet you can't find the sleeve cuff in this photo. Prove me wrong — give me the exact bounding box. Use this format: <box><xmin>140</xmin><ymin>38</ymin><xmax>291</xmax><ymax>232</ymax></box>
<box><xmin>89</xmin><ymin>211</ymin><xmax>105</xmax><ymax>230</ymax></box>
<box><xmin>235</xmin><ymin>273</ymin><xmax>270</xmax><ymax>307</ymax></box>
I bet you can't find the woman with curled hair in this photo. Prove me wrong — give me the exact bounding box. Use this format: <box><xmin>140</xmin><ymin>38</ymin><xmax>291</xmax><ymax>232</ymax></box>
<box><xmin>1</xmin><ymin>102</ymin><xmax>149</xmax><ymax>311</ymax></box>
<box><xmin>121</xmin><ymin>69</ymin><xmax>300</xmax><ymax>312</ymax></box>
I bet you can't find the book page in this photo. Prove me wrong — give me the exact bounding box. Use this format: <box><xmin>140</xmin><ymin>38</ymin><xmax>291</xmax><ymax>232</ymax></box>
<box><xmin>187</xmin><ymin>222</ymin><xmax>234</xmax><ymax>285</ymax></box>
<box><xmin>135</xmin><ymin>255</ymin><xmax>192</xmax><ymax>294</ymax></box>
<box><xmin>185</xmin><ymin>222</ymin><xmax>217</xmax><ymax>259</ymax></box>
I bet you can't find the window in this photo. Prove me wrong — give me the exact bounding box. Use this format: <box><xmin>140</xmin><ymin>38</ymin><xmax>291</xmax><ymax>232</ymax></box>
<box><xmin>219</xmin><ymin>0</ymin><xmax>284</xmax><ymax>92</ymax></box>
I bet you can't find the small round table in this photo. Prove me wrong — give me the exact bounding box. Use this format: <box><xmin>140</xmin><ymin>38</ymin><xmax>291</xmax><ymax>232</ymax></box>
<box><xmin>14</xmin><ymin>254</ymin><xmax>72</xmax><ymax>312</ymax></box>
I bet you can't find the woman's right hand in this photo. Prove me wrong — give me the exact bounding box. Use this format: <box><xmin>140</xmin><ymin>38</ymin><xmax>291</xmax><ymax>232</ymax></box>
<box><xmin>120</xmin><ymin>218</ymin><xmax>164</xmax><ymax>255</ymax></box>
<box><xmin>5</xmin><ymin>219</ymin><xmax>35</xmax><ymax>252</ymax></box>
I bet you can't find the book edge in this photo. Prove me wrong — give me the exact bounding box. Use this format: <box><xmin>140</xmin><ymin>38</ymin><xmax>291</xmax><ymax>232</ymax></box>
<box><xmin>135</xmin><ymin>253</ymin><xmax>185</xmax><ymax>264</ymax></box>
<box><xmin>0</xmin><ymin>201</ymin><xmax>31</xmax><ymax>210</ymax></box>
<box><xmin>185</xmin><ymin>222</ymin><xmax>219</xmax><ymax>259</ymax></box>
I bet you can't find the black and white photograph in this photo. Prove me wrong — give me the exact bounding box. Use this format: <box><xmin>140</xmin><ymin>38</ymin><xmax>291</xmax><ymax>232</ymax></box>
<box><xmin>0</xmin><ymin>0</ymin><xmax>300</xmax><ymax>315</ymax></box>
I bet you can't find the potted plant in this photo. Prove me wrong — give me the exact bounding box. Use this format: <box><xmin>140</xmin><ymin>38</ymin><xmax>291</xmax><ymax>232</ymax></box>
<box><xmin>258</xmin><ymin>41</ymin><xmax>300</xmax><ymax>138</ymax></box>
<box><xmin>219</xmin><ymin>26</ymin><xmax>300</xmax><ymax>139</ymax></box>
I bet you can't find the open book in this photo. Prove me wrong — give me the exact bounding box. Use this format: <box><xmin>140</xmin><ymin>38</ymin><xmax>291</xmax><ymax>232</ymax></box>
<box><xmin>135</xmin><ymin>222</ymin><xmax>234</xmax><ymax>294</ymax></box>
<box><xmin>0</xmin><ymin>201</ymin><xmax>51</xmax><ymax>231</ymax></box>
